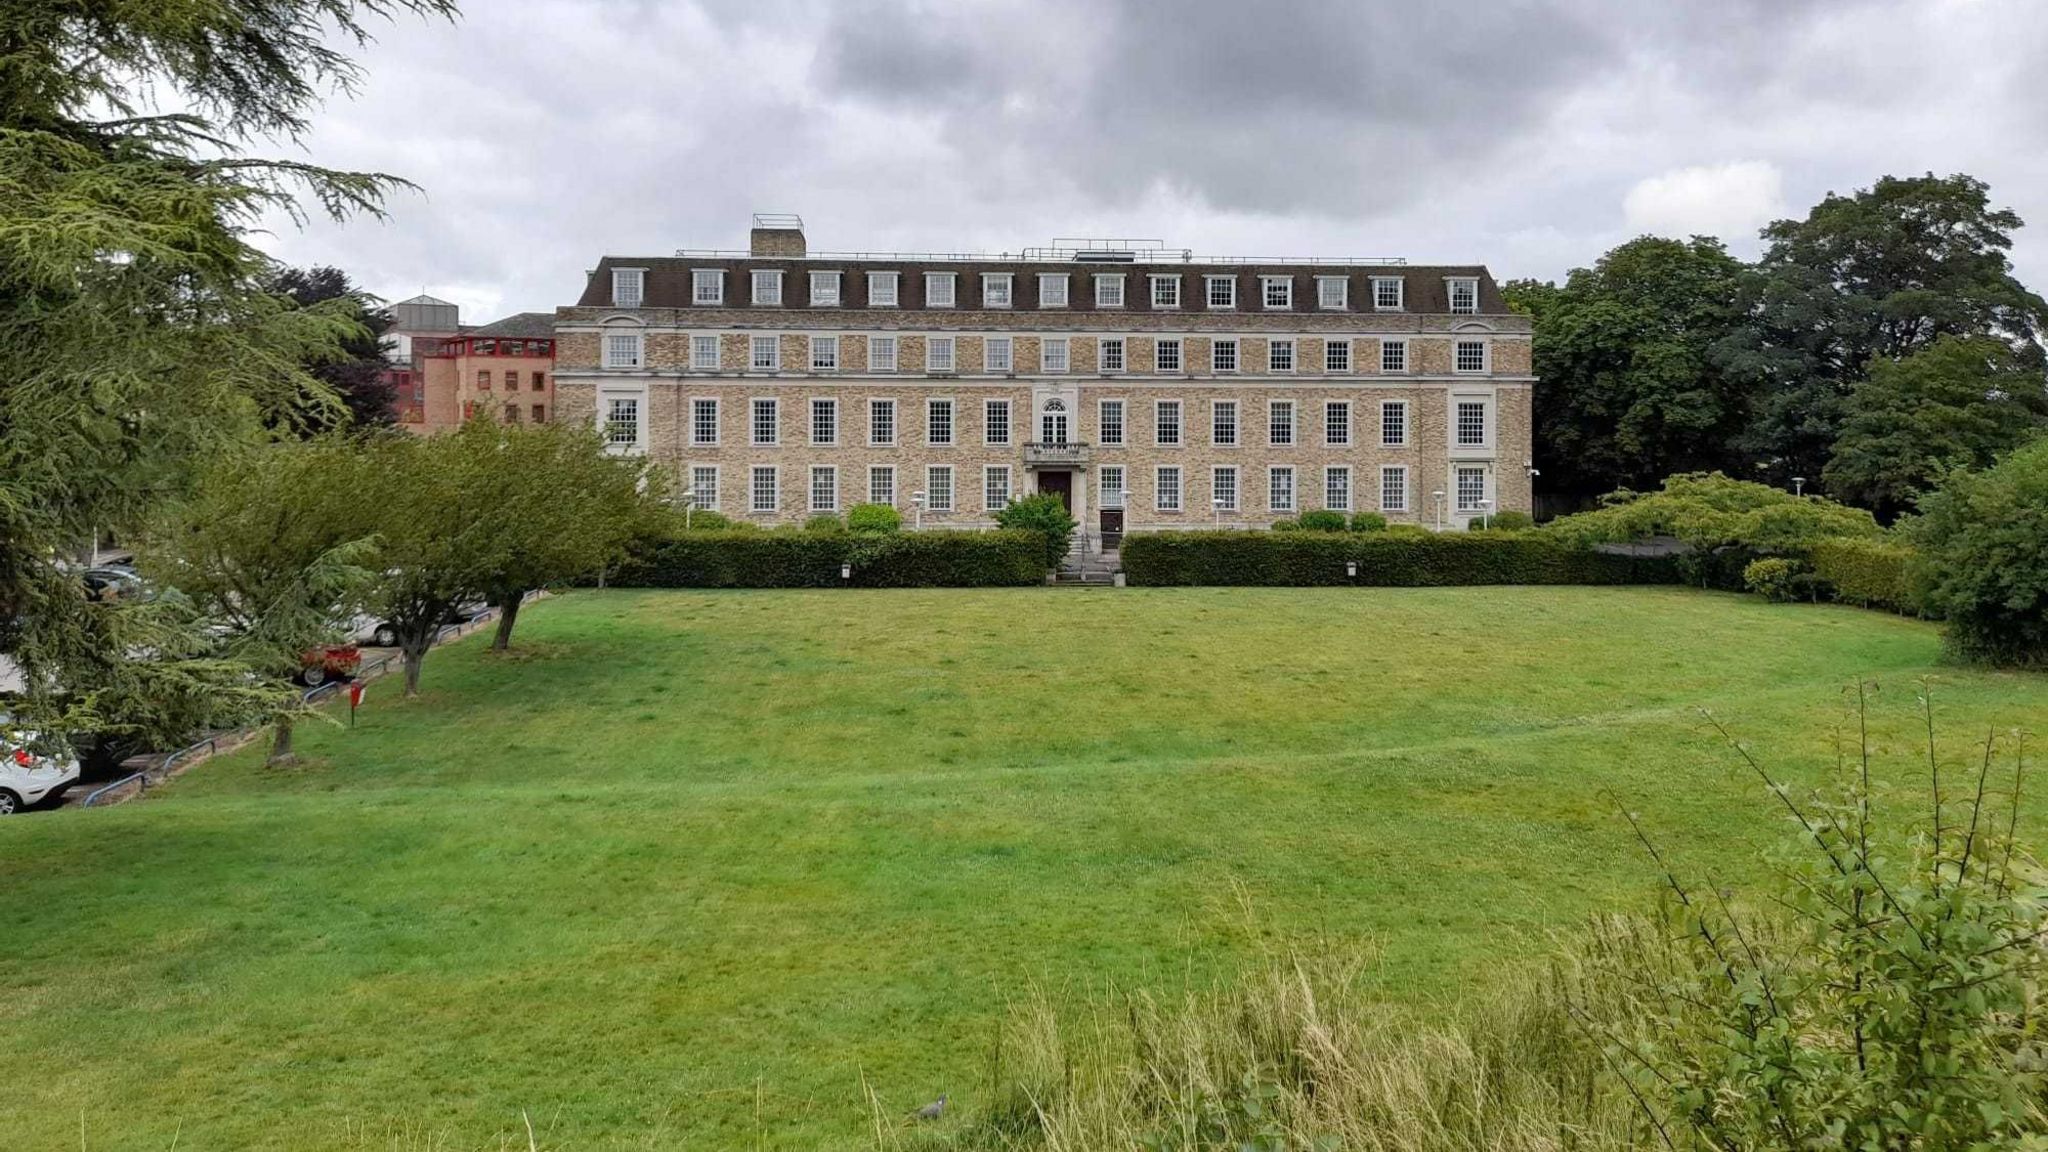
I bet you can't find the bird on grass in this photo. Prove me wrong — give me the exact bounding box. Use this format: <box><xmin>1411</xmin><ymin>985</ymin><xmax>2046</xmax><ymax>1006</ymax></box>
<box><xmin>911</xmin><ymin>1095</ymin><xmax>948</xmax><ymax>1122</ymax></box>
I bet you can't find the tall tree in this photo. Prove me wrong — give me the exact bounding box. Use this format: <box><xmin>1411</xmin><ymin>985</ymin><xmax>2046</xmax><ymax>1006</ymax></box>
<box><xmin>354</xmin><ymin>428</ymin><xmax>497</xmax><ymax>698</ymax></box>
<box><xmin>1514</xmin><ymin>237</ymin><xmax>1756</xmax><ymax>497</ymax></box>
<box><xmin>0</xmin><ymin>1</ymin><xmax>457</xmax><ymax>737</ymax></box>
<box><xmin>143</xmin><ymin>442</ymin><xmax>376</xmax><ymax>765</ymax></box>
<box><xmin>1722</xmin><ymin>173</ymin><xmax>2048</xmax><ymax>485</ymax></box>
<box><xmin>1823</xmin><ymin>336</ymin><xmax>2048</xmax><ymax>520</ymax></box>
<box><xmin>268</xmin><ymin>265</ymin><xmax>398</xmax><ymax>431</ymax></box>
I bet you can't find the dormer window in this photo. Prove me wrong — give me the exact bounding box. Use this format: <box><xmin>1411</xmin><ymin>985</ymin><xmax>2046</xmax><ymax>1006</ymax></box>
<box><xmin>1038</xmin><ymin>273</ymin><xmax>1068</xmax><ymax>308</ymax></box>
<box><xmin>810</xmin><ymin>271</ymin><xmax>841</xmax><ymax>306</ymax></box>
<box><xmin>612</xmin><ymin>268</ymin><xmax>644</xmax><ymax>308</ymax></box>
<box><xmin>1205</xmin><ymin>275</ymin><xmax>1236</xmax><ymax>309</ymax></box>
<box><xmin>1373</xmin><ymin>276</ymin><xmax>1404</xmax><ymax>311</ymax></box>
<box><xmin>691</xmin><ymin>269</ymin><xmax>722</xmax><ymax>305</ymax></box>
<box><xmin>1261</xmin><ymin>276</ymin><xmax>1292</xmax><ymax>309</ymax></box>
<box><xmin>1448</xmin><ymin>277</ymin><xmax>1479</xmax><ymax>314</ymax></box>
<box><xmin>1316</xmin><ymin>276</ymin><xmax>1347</xmax><ymax>310</ymax></box>
<box><xmin>868</xmin><ymin>271</ymin><xmax>899</xmax><ymax>306</ymax></box>
<box><xmin>1095</xmin><ymin>274</ymin><xmax>1125</xmax><ymax>308</ymax></box>
<box><xmin>982</xmin><ymin>273</ymin><xmax>1013</xmax><ymax>308</ymax></box>
<box><xmin>751</xmin><ymin>269</ymin><xmax>783</xmax><ymax>305</ymax></box>
<box><xmin>925</xmin><ymin>272</ymin><xmax>957</xmax><ymax>308</ymax></box>
<box><xmin>1150</xmin><ymin>275</ymin><xmax>1181</xmax><ymax>308</ymax></box>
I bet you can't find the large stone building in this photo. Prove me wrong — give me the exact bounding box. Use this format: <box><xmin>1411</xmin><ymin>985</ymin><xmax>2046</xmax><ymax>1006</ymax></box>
<box><xmin>553</xmin><ymin>215</ymin><xmax>1534</xmax><ymax>549</ymax></box>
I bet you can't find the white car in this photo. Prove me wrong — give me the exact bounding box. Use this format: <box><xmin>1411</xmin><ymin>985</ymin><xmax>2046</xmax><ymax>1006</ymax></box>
<box><xmin>0</xmin><ymin>732</ymin><xmax>81</xmax><ymax>814</ymax></box>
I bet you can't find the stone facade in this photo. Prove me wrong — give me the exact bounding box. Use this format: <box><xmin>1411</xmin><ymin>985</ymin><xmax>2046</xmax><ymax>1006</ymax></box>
<box><xmin>557</xmin><ymin>231</ymin><xmax>1536</xmax><ymax>541</ymax></box>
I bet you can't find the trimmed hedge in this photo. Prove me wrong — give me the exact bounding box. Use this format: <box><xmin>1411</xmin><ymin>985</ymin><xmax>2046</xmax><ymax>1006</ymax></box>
<box><xmin>1810</xmin><ymin>537</ymin><xmax>1917</xmax><ymax>613</ymax></box>
<box><xmin>1120</xmin><ymin>531</ymin><xmax>1680</xmax><ymax>587</ymax></box>
<box><xmin>613</xmin><ymin>530</ymin><xmax>1049</xmax><ymax>588</ymax></box>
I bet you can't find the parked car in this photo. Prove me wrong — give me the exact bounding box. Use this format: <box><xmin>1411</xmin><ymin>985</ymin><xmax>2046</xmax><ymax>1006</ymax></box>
<box><xmin>363</xmin><ymin>603</ymin><xmax>485</xmax><ymax>648</ymax></box>
<box><xmin>298</xmin><ymin>644</ymin><xmax>362</xmax><ymax>687</ymax></box>
<box><xmin>0</xmin><ymin>729</ymin><xmax>81</xmax><ymax>814</ymax></box>
<box><xmin>82</xmin><ymin>566</ymin><xmax>146</xmax><ymax>603</ymax></box>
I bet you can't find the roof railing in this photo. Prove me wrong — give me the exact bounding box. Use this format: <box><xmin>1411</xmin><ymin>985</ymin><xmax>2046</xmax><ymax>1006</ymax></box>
<box><xmin>750</xmin><ymin>212</ymin><xmax>804</xmax><ymax>230</ymax></box>
<box><xmin>665</xmin><ymin>248</ymin><xmax>1411</xmax><ymax>267</ymax></box>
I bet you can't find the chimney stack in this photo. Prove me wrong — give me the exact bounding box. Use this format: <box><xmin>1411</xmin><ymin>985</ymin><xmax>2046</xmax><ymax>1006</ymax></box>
<box><xmin>749</xmin><ymin>213</ymin><xmax>806</xmax><ymax>257</ymax></box>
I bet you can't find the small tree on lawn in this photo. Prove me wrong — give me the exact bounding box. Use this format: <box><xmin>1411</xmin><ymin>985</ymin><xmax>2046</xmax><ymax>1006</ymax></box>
<box><xmin>357</xmin><ymin>430</ymin><xmax>500</xmax><ymax>698</ymax></box>
<box><xmin>144</xmin><ymin>441</ymin><xmax>376</xmax><ymax>764</ymax></box>
<box><xmin>1909</xmin><ymin>435</ymin><xmax>2048</xmax><ymax>665</ymax></box>
<box><xmin>469</xmin><ymin>419</ymin><xmax>660</xmax><ymax>651</ymax></box>
<box><xmin>993</xmin><ymin>492</ymin><xmax>1077</xmax><ymax>571</ymax></box>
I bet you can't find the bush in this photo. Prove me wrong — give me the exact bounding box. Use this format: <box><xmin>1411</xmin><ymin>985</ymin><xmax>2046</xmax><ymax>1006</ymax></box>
<box><xmin>1120</xmin><ymin>531</ymin><xmax>1678</xmax><ymax>587</ymax></box>
<box><xmin>1348</xmin><ymin>511</ymin><xmax>1388</xmax><ymax>532</ymax></box>
<box><xmin>1296</xmin><ymin>509</ymin><xmax>1348</xmax><ymax>532</ymax></box>
<box><xmin>612</xmin><ymin>530</ymin><xmax>1047</xmax><ymax>587</ymax></box>
<box><xmin>1487</xmin><ymin>510</ymin><xmax>1534</xmax><ymax>532</ymax></box>
<box><xmin>1268</xmin><ymin>517</ymin><xmax>1300</xmax><ymax>532</ymax></box>
<box><xmin>1742</xmin><ymin>556</ymin><xmax>1805</xmax><ymax>602</ymax></box>
<box><xmin>992</xmin><ymin>492</ymin><xmax>1077</xmax><ymax>571</ymax></box>
<box><xmin>844</xmin><ymin>503</ymin><xmax>902</xmax><ymax>533</ymax></box>
<box><xmin>1546</xmin><ymin>471</ymin><xmax>1880</xmax><ymax>554</ymax></box>
<box><xmin>803</xmin><ymin>513</ymin><xmax>844</xmax><ymax>533</ymax></box>
<box><xmin>1810</xmin><ymin>537</ymin><xmax>1916</xmax><ymax>613</ymax></box>
<box><xmin>1910</xmin><ymin>437</ymin><xmax>2048</xmax><ymax>664</ymax></box>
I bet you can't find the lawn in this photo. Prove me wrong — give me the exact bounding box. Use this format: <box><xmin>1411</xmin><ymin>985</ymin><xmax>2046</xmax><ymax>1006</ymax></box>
<box><xmin>3</xmin><ymin>587</ymin><xmax>2046</xmax><ymax>1149</ymax></box>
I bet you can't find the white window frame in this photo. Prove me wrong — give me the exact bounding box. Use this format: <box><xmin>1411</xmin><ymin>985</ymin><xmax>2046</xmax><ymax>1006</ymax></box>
<box><xmin>925</xmin><ymin>465</ymin><xmax>954</xmax><ymax>511</ymax></box>
<box><xmin>984</xmin><ymin>398</ymin><xmax>1011</xmax><ymax>446</ymax></box>
<box><xmin>1155</xmin><ymin>398</ymin><xmax>1182</xmax><ymax>446</ymax></box>
<box><xmin>927</xmin><ymin>335</ymin><xmax>956</xmax><ymax>374</ymax></box>
<box><xmin>1316</xmin><ymin>276</ymin><xmax>1348</xmax><ymax>310</ymax></box>
<box><xmin>1043</xmin><ymin>336</ymin><xmax>1070</xmax><ymax>374</ymax></box>
<box><xmin>691</xmin><ymin>268</ymin><xmax>722</xmax><ymax>305</ymax></box>
<box><xmin>927</xmin><ymin>397</ymin><xmax>955</xmax><ymax>446</ymax></box>
<box><xmin>750</xmin><ymin>334</ymin><xmax>780</xmax><ymax>371</ymax></box>
<box><xmin>869</xmin><ymin>465</ymin><xmax>896</xmax><ymax>506</ymax></box>
<box><xmin>1098</xmin><ymin>398</ymin><xmax>1125</xmax><ymax>446</ymax></box>
<box><xmin>1099</xmin><ymin>465</ymin><xmax>1126</xmax><ymax>509</ymax></box>
<box><xmin>1325</xmin><ymin>400</ymin><xmax>1350</xmax><ymax>447</ymax></box>
<box><xmin>1100</xmin><ymin>337</ymin><xmax>1126</xmax><ymax>373</ymax></box>
<box><xmin>690</xmin><ymin>465</ymin><xmax>720</xmax><ymax>512</ymax></box>
<box><xmin>982</xmin><ymin>273</ymin><xmax>1013</xmax><ymax>309</ymax></box>
<box><xmin>810</xmin><ymin>334</ymin><xmax>839</xmax><ymax>372</ymax></box>
<box><xmin>869</xmin><ymin>334</ymin><xmax>898</xmax><ymax>373</ymax></box>
<box><xmin>1324</xmin><ymin>338</ymin><xmax>1351</xmax><ymax>374</ymax></box>
<box><xmin>1381</xmin><ymin>400</ymin><xmax>1408</xmax><ymax>447</ymax></box>
<box><xmin>1269</xmin><ymin>466</ymin><xmax>1296</xmax><ymax>513</ymax></box>
<box><xmin>750</xmin><ymin>397</ymin><xmax>779</xmax><ymax>446</ymax></box>
<box><xmin>1268</xmin><ymin>338</ymin><xmax>1294</xmax><ymax>373</ymax></box>
<box><xmin>1094</xmin><ymin>274</ymin><xmax>1126</xmax><ymax>308</ymax></box>
<box><xmin>1373</xmin><ymin>276</ymin><xmax>1405</xmax><ymax>311</ymax></box>
<box><xmin>1211</xmin><ymin>338</ymin><xmax>1238</xmax><ymax>373</ymax></box>
<box><xmin>1205</xmin><ymin>275</ymin><xmax>1236</xmax><ymax>309</ymax></box>
<box><xmin>810</xmin><ymin>465</ymin><xmax>838</xmax><ymax>513</ymax></box>
<box><xmin>1454</xmin><ymin>397</ymin><xmax>1493</xmax><ymax>449</ymax></box>
<box><xmin>1261</xmin><ymin>276</ymin><xmax>1293</xmax><ymax>309</ymax></box>
<box><xmin>1448</xmin><ymin>277</ymin><xmax>1480</xmax><ymax>315</ymax></box>
<box><xmin>985</xmin><ymin>335</ymin><xmax>1013</xmax><ymax>373</ymax></box>
<box><xmin>1211</xmin><ymin>399</ymin><xmax>1238</xmax><ymax>446</ymax></box>
<box><xmin>1268</xmin><ymin>400</ymin><xmax>1294</xmax><ymax>446</ymax></box>
<box><xmin>984</xmin><ymin>465</ymin><xmax>1011</xmax><ymax>511</ymax></box>
<box><xmin>1380</xmin><ymin>465</ymin><xmax>1409</xmax><ymax>513</ymax></box>
<box><xmin>751</xmin><ymin>269</ymin><xmax>783</xmax><ymax>306</ymax></box>
<box><xmin>925</xmin><ymin>272</ymin><xmax>957</xmax><ymax>308</ymax></box>
<box><xmin>1038</xmin><ymin>273</ymin><xmax>1069</xmax><ymax>308</ymax></box>
<box><xmin>1156</xmin><ymin>466</ymin><xmax>1183</xmax><ymax>512</ymax></box>
<box><xmin>600</xmin><ymin>391</ymin><xmax>643</xmax><ymax>450</ymax></box>
<box><xmin>612</xmin><ymin>267</ymin><xmax>645</xmax><ymax>308</ymax></box>
<box><xmin>1325</xmin><ymin>466</ymin><xmax>1352</xmax><ymax>513</ymax></box>
<box><xmin>1455</xmin><ymin>339</ymin><xmax>1489</xmax><ymax>374</ymax></box>
<box><xmin>1381</xmin><ymin>338</ymin><xmax>1408</xmax><ymax>374</ymax></box>
<box><xmin>1156</xmin><ymin>337</ymin><xmax>1183</xmax><ymax>374</ymax></box>
<box><xmin>1150</xmin><ymin>275</ymin><xmax>1181</xmax><ymax>309</ymax></box>
<box><xmin>690</xmin><ymin>397</ymin><xmax>720</xmax><ymax>446</ymax></box>
<box><xmin>809</xmin><ymin>270</ymin><xmax>842</xmax><ymax>306</ymax></box>
<box><xmin>810</xmin><ymin>397</ymin><xmax>838</xmax><ymax>445</ymax></box>
<box><xmin>750</xmin><ymin>465</ymin><xmax>779</xmax><ymax>514</ymax></box>
<box><xmin>690</xmin><ymin>334</ymin><xmax>720</xmax><ymax>370</ymax></box>
<box><xmin>1456</xmin><ymin>465</ymin><xmax>1489</xmax><ymax>511</ymax></box>
<box><xmin>602</xmin><ymin>330</ymin><xmax>644</xmax><ymax>370</ymax></box>
<box><xmin>1212</xmin><ymin>465</ymin><xmax>1239</xmax><ymax>511</ymax></box>
<box><xmin>868</xmin><ymin>398</ymin><xmax>897</xmax><ymax>446</ymax></box>
<box><xmin>868</xmin><ymin>271</ymin><xmax>900</xmax><ymax>307</ymax></box>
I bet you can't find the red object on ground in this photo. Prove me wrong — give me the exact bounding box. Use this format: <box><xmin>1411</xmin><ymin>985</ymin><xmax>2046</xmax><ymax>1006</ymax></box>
<box><xmin>347</xmin><ymin>681</ymin><xmax>365</xmax><ymax>709</ymax></box>
<box><xmin>300</xmin><ymin>644</ymin><xmax>363</xmax><ymax>681</ymax></box>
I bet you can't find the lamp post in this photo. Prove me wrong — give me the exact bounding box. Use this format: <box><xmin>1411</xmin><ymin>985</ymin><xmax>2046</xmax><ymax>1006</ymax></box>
<box><xmin>680</xmin><ymin>491</ymin><xmax>696</xmax><ymax>531</ymax></box>
<box><xmin>1478</xmin><ymin>498</ymin><xmax>1493</xmax><ymax>531</ymax></box>
<box><xmin>1212</xmin><ymin>496</ymin><xmax>1224</xmax><ymax>528</ymax></box>
<box><xmin>1431</xmin><ymin>489</ymin><xmax>1446</xmax><ymax>531</ymax></box>
<box><xmin>1792</xmin><ymin>476</ymin><xmax>1807</xmax><ymax>497</ymax></box>
<box><xmin>912</xmin><ymin>490</ymin><xmax>925</xmax><ymax>531</ymax></box>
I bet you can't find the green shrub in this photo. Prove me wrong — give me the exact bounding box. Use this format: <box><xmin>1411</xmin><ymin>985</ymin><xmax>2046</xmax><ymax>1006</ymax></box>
<box><xmin>1546</xmin><ymin>471</ymin><xmax>1880</xmax><ymax>554</ymax></box>
<box><xmin>1910</xmin><ymin>437</ymin><xmax>2048</xmax><ymax>664</ymax></box>
<box><xmin>1810</xmin><ymin>537</ymin><xmax>1916</xmax><ymax>613</ymax></box>
<box><xmin>1296</xmin><ymin>509</ymin><xmax>1348</xmax><ymax>532</ymax></box>
<box><xmin>1348</xmin><ymin>511</ymin><xmax>1388</xmax><ymax>532</ymax></box>
<box><xmin>612</xmin><ymin>530</ymin><xmax>1046</xmax><ymax>588</ymax></box>
<box><xmin>803</xmin><ymin>513</ymin><xmax>844</xmax><ymax>533</ymax></box>
<box><xmin>675</xmin><ymin>508</ymin><xmax>738</xmax><ymax>531</ymax></box>
<box><xmin>1487</xmin><ymin>510</ymin><xmax>1534</xmax><ymax>532</ymax></box>
<box><xmin>992</xmin><ymin>492</ymin><xmax>1077</xmax><ymax>571</ymax></box>
<box><xmin>1268</xmin><ymin>518</ymin><xmax>1300</xmax><ymax>532</ymax></box>
<box><xmin>1120</xmin><ymin>531</ymin><xmax>1678</xmax><ymax>587</ymax></box>
<box><xmin>844</xmin><ymin>503</ymin><xmax>902</xmax><ymax>533</ymax></box>
<box><xmin>1741</xmin><ymin>556</ymin><xmax>1804</xmax><ymax>602</ymax></box>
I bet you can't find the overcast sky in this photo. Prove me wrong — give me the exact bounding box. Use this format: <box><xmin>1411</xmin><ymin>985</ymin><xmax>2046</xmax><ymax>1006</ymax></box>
<box><xmin>255</xmin><ymin>0</ymin><xmax>2048</xmax><ymax>324</ymax></box>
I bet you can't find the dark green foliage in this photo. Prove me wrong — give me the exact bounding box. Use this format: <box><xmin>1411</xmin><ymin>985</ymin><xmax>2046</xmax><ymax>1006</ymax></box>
<box><xmin>1822</xmin><ymin>335</ymin><xmax>2048</xmax><ymax>519</ymax></box>
<box><xmin>992</xmin><ymin>492</ymin><xmax>1078</xmax><ymax>570</ymax></box>
<box><xmin>1741</xmin><ymin>556</ymin><xmax>1806</xmax><ymax>602</ymax></box>
<box><xmin>1545</xmin><ymin>472</ymin><xmax>1880</xmax><ymax>554</ymax></box>
<box><xmin>1296</xmin><ymin>509</ymin><xmax>1348</xmax><ymax>532</ymax></box>
<box><xmin>267</xmin><ymin>265</ymin><xmax>397</xmax><ymax>431</ymax></box>
<box><xmin>1487</xmin><ymin>510</ymin><xmax>1535</xmax><ymax>532</ymax></box>
<box><xmin>676</xmin><ymin>508</ymin><xmax>738</xmax><ymax>531</ymax></box>
<box><xmin>1120</xmin><ymin>531</ymin><xmax>1677</xmax><ymax>587</ymax></box>
<box><xmin>613</xmin><ymin>531</ymin><xmax>1048</xmax><ymax>588</ymax></box>
<box><xmin>804</xmin><ymin>513</ymin><xmax>845</xmax><ymax>533</ymax></box>
<box><xmin>844</xmin><ymin>503</ymin><xmax>902</xmax><ymax>533</ymax></box>
<box><xmin>1809</xmin><ymin>538</ymin><xmax>1916</xmax><ymax>613</ymax></box>
<box><xmin>1347</xmin><ymin>512</ymin><xmax>1387</xmax><ymax>532</ymax></box>
<box><xmin>1268</xmin><ymin>518</ymin><xmax>1300</xmax><ymax>532</ymax></box>
<box><xmin>1909</xmin><ymin>436</ymin><xmax>2048</xmax><ymax>664</ymax></box>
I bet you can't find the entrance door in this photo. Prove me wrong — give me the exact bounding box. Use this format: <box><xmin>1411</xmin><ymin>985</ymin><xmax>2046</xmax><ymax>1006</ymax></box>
<box><xmin>1038</xmin><ymin>470</ymin><xmax>1073</xmax><ymax>510</ymax></box>
<box><xmin>1100</xmin><ymin>508</ymin><xmax>1124</xmax><ymax>549</ymax></box>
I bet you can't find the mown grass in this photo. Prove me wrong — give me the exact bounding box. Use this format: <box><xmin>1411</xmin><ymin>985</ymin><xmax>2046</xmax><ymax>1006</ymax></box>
<box><xmin>2</xmin><ymin>587</ymin><xmax>2044</xmax><ymax>1149</ymax></box>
